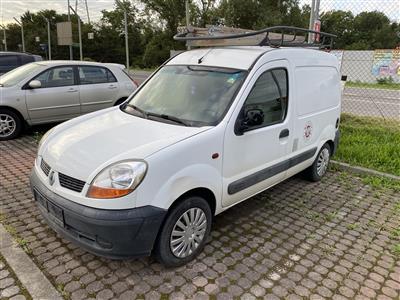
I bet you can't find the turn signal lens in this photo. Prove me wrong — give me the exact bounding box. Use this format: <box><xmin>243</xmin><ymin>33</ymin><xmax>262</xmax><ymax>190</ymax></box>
<box><xmin>86</xmin><ymin>186</ymin><xmax>134</xmax><ymax>199</ymax></box>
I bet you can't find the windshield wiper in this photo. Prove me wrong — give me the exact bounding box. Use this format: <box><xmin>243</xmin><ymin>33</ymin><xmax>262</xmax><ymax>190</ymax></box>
<box><xmin>124</xmin><ymin>103</ymin><xmax>148</xmax><ymax>119</ymax></box>
<box><xmin>147</xmin><ymin>112</ymin><xmax>189</xmax><ymax>126</ymax></box>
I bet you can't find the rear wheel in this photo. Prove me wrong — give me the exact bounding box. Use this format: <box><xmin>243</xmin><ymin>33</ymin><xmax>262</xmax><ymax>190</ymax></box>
<box><xmin>154</xmin><ymin>196</ymin><xmax>212</xmax><ymax>267</ymax></box>
<box><xmin>304</xmin><ymin>143</ymin><xmax>331</xmax><ymax>182</ymax></box>
<box><xmin>0</xmin><ymin>109</ymin><xmax>22</xmax><ymax>141</ymax></box>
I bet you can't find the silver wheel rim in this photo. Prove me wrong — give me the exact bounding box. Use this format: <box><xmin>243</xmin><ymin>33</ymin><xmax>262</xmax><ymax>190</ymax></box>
<box><xmin>170</xmin><ymin>207</ymin><xmax>207</xmax><ymax>258</ymax></box>
<box><xmin>0</xmin><ymin>114</ymin><xmax>16</xmax><ymax>138</ymax></box>
<box><xmin>317</xmin><ymin>148</ymin><xmax>330</xmax><ymax>176</ymax></box>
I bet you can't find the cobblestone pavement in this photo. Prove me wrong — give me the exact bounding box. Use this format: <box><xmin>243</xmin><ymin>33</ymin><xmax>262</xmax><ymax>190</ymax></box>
<box><xmin>0</xmin><ymin>255</ymin><xmax>31</xmax><ymax>300</ymax></box>
<box><xmin>1</xmin><ymin>135</ymin><xmax>400</xmax><ymax>300</ymax></box>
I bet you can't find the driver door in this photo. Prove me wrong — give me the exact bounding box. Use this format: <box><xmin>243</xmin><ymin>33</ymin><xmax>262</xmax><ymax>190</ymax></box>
<box><xmin>25</xmin><ymin>66</ymin><xmax>81</xmax><ymax>124</ymax></box>
<box><xmin>222</xmin><ymin>60</ymin><xmax>292</xmax><ymax>207</ymax></box>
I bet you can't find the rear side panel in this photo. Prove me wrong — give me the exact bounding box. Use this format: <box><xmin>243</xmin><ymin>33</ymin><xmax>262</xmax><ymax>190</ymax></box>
<box><xmin>286</xmin><ymin>61</ymin><xmax>341</xmax><ymax>178</ymax></box>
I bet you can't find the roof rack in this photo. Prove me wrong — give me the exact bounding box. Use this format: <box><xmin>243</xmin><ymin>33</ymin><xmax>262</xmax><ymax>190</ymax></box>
<box><xmin>174</xmin><ymin>26</ymin><xmax>336</xmax><ymax>50</ymax></box>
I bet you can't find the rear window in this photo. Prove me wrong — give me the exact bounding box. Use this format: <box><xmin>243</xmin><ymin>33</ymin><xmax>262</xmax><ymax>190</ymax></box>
<box><xmin>79</xmin><ymin>66</ymin><xmax>117</xmax><ymax>84</ymax></box>
<box><xmin>0</xmin><ymin>55</ymin><xmax>19</xmax><ymax>67</ymax></box>
<box><xmin>122</xmin><ymin>68</ymin><xmax>134</xmax><ymax>80</ymax></box>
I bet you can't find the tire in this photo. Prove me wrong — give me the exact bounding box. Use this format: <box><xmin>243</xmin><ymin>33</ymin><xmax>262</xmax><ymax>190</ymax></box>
<box><xmin>0</xmin><ymin>109</ymin><xmax>23</xmax><ymax>141</ymax></box>
<box><xmin>304</xmin><ymin>143</ymin><xmax>331</xmax><ymax>182</ymax></box>
<box><xmin>154</xmin><ymin>196</ymin><xmax>212</xmax><ymax>267</ymax></box>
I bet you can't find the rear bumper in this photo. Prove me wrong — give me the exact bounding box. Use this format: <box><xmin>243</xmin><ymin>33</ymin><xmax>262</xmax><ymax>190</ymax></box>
<box><xmin>30</xmin><ymin>169</ymin><xmax>167</xmax><ymax>259</ymax></box>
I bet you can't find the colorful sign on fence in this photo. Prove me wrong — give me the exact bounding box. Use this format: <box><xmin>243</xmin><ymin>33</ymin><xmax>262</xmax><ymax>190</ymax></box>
<box><xmin>371</xmin><ymin>49</ymin><xmax>400</xmax><ymax>77</ymax></box>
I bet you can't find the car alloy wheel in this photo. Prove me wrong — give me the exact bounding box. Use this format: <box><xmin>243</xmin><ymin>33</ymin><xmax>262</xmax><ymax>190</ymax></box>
<box><xmin>0</xmin><ymin>113</ymin><xmax>17</xmax><ymax>138</ymax></box>
<box><xmin>170</xmin><ymin>207</ymin><xmax>207</xmax><ymax>258</ymax></box>
<box><xmin>316</xmin><ymin>147</ymin><xmax>330</xmax><ymax>176</ymax></box>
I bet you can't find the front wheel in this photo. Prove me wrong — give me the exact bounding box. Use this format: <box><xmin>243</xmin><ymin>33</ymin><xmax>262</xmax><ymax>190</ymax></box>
<box><xmin>0</xmin><ymin>109</ymin><xmax>23</xmax><ymax>141</ymax></box>
<box><xmin>154</xmin><ymin>196</ymin><xmax>212</xmax><ymax>267</ymax></box>
<box><xmin>304</xmin><ymin>143</ymin><xmax>331</xmax><ymax>182</ymax></box>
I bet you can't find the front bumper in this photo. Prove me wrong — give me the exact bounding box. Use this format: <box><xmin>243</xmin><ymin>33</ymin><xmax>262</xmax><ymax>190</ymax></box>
<box><xmin>30</xmin><ymin>169</ymin><xmax>167</xmax><ymax>259</ymax></box>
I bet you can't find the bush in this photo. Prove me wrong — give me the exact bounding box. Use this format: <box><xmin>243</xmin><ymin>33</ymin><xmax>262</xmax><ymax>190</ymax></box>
<box><xmin>376</xmin><ymin>76</ymin><xmax>394</xmax><ymax>84</ymax></box>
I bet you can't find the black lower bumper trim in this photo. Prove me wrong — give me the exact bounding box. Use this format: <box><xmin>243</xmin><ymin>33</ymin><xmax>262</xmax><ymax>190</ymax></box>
<box><xmin>30</xmin><ymin>169</ymin><xmax>167</xmax><ymax>259</ymax></box>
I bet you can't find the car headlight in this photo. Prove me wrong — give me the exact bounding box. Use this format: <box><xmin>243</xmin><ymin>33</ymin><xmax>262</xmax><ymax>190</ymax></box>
<box><xmin>87</xmin><ymin>160</ymin><xmax>147</xmax><ymax>199</ymax></box>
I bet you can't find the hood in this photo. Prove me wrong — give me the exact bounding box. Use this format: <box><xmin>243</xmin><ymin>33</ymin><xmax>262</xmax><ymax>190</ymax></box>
<box><xmin>41</xmin><ymin>108</ymin><xmax>209</xmax><ymax>181</ymax></box>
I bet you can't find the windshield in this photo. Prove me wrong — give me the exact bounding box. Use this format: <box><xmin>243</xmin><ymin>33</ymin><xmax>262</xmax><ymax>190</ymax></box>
<box><xmin>123</xmin><ymin>65</ymin><xmax>247</xmax><ymax>126</ymax></box>
<box><xmin>0</xmin><ymin>63</ymin><xmax>44</xmax><ymax>87</ymax></box>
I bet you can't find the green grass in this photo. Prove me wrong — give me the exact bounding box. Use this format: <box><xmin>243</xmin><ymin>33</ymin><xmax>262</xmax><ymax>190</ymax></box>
<box><xmin>336</xmin><ymin>114</ymin><xmax>400</xmax><ymax>176</ymax></box>
<box><xmin>392</xmin><ymin>244</ymin><xmax>400</xmax><ymax>257</ymax></box>
<box><xmin>346</xmin><ymin>81</ymin><xmax>400</xmax><ymax>90</ymax></box>
<box><xmin>361</xmin><ymin>176</ymin><xmax>400</xmax><ymax>192</ymax></box>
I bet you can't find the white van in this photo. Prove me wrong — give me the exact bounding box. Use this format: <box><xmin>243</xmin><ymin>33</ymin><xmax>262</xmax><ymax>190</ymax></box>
<box><xmin>31</xmin><ymin>27</ymin><xmax>341</xmax><ymax>267</ymax></box>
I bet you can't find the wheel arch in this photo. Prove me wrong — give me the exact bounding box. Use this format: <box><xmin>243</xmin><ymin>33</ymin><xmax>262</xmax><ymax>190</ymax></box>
<box><xmin>168</xmin><ymin>187</ymin><xmax>217</xmax><ymax>217</ymax></box>
<box><xmin>0</xmin><ymin>105</ymin><xmax>27</xmax><ymax>127</ymax></box>
<box><xmin>325</xmin><ymin>139</ymin><xmax>335</xmax><ymax>155</ymax></box>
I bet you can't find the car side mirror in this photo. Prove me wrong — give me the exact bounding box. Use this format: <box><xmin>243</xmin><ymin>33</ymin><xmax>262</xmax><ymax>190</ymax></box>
<box><xmin>235</xmin><ymin>108</ymin><xmax>264</xmax><ymax>135</ymax></box>
<box><xmin>29</xmin><ymin>80</ymin><xmax>41</xmax><ymax>89</ymax></box>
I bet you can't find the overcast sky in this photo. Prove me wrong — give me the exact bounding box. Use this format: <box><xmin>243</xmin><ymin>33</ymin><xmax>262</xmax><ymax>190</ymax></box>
<box><xmin>1</xmin><ymin>0</ymin><xmax>399</xmax><ymax>25</ymax></box>
<box><xmin>0</xmin><ymin>0</ymin><xmax>116</xmax><ymax>24</ymax></box>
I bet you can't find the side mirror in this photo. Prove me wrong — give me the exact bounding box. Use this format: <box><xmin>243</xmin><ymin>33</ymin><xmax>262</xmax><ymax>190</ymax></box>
<box><xmin>235</xmin><ymin>108</ymin><xmax>264</xmax><ymax>135</ymax></box>
<box><xmin>29</xmin><ymin>80</ymin><xmax>41</xmax><ymax>89</ymax></box>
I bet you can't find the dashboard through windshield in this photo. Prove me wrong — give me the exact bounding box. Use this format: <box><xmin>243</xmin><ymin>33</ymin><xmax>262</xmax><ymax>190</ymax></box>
<box><xmin>123</xmin><ymin>65</ymin><xmax>247</xmax><ymax>126</ymax></box>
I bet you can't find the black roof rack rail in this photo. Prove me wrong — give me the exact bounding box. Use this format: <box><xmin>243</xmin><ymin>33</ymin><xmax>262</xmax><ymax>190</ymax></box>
<box><xmin>174</xmin><ymin>26</ymin><xmax>336</xmax><ymax>50</ymax></box>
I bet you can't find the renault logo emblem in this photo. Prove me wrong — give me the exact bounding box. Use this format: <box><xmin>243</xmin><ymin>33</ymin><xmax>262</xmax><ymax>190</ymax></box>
<box><xmin>49</xmin><ymin>171</ymin><xmax>55</xmax><ymax>186</ymax></box>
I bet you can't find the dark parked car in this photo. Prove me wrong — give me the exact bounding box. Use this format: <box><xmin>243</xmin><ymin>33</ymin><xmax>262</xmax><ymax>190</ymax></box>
<box><xmin>0</xmin><ymin>52</ymin><xmax>42</xmax><ymax>75</ymax></box>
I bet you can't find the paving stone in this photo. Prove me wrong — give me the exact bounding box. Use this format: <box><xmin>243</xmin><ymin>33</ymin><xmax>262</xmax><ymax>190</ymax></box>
<box><xmin>1</xmin><ymin>135</ymin><xmax>399</xmax><ymax>300</ymax></box>
<box><xmin>96</xmin><ymin>288</ymin><xmax>113</xmax><ymax>300</ymax></box>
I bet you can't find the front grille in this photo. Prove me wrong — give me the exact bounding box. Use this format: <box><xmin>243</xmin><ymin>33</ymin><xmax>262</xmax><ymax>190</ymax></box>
<box><xmin>40</xmin><ymin>159</ymin><xmax>51</xmax><ymax>176</ymax></box>
<box><xmin>59</xmin><ymin>173</ymin><xmax>86</xmax><ymax>193</ymax></box>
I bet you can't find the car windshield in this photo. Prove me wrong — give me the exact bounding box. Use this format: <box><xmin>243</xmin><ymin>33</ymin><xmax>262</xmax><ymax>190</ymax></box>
<box><xmin>123</xmin><ymin>65</ymin><xmax>247</xmax><ymax>126</ymax></box>
<box><xmin>0</xmin><ymin>63</ymin><xmax>44</xmax><ymax>87</ymax></box>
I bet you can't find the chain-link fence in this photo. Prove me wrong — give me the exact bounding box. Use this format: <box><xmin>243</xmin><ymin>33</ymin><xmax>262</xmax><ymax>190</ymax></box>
<box><xmin>306</xmin><ymin>0</ymin><xmax>400</xmax><ymax>122</ymax></box>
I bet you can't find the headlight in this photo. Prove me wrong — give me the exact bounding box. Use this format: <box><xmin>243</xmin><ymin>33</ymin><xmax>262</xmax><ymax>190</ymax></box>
<box><xmin>87</xmin><ymin>160</ymin><xmax>147</xmax><ymax>199</ymax></box>
<box><xmin>38</xmin><ymin>127</ymin><xmax>55</xmax><ymax>149</ymax></box>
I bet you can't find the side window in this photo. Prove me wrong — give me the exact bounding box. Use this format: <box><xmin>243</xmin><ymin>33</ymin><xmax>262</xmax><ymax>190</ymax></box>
<box><xmin>79</xmin><ymin>66</ymin><xmax>117</xmax><ymax>84</ymax></box>
<box><xmin>0</xmin><ymin>56</ymin><xmax>19</xmax><ymax>67</ymax></box>
<box><xmin>243</xmin><ymin>68</ymin><xmax>288</xmax><ymax>128</ymax></box>
<box><xmin>34</xmin><ymin>66</ymin><xmax>75</xmax><ymax>88</ymax></box>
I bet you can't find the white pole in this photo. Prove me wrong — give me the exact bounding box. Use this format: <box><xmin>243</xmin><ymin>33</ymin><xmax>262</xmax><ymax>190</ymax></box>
<box><xmin>124</xmin><ymin>9</ymin><xmax>129</xmax><ymax>71</ymax></box>
<box><xmin>308</xmin><ymin>0</ymin><xmax>316</xmax><ymax>43</ymax></box>
<box><xmin>185</xmin><ymin>0</ymin><xmax>190</xmax><ymax>50</ymax></box>
<box><xmin>70</xmin><ymin>6</ymin><xmax>83</xmax><ymax>60</ymax></box>
<box><xmin>78</xmin><ymin>16</ymin><xmax>82</xmax><ymax>60</ymax></box>
<box><xmin>67</xmin><ymin>0</ymin><xmax>73</xmax><ymax>59</ymax></box>
<box><xmin>315</xmin><ymin>0</ymin><xmax>320</xmax><ymax>21</ymax></box>
<box><xmin>47</xmin><ymin>19</ymin><xmax>52</xmax><ymax>60</ymax></box>
<box><xmin>85</xmin><ymin>0</ymin><xmax>90</xmax><ymax>24</ymax></box>
<box><xmin>21</xmin><ymin>22</ymin><xmax>25</xmax><ymax>52</ymax></box>
<box><xmin>13</xmin><ymin>18</ymin><xmax>25</xmax><ymax>52</ymax></box>
<box><xmin>1</xmin><ymin>26</ymin><xmax>6</xmax><ymax>51</ymax></box>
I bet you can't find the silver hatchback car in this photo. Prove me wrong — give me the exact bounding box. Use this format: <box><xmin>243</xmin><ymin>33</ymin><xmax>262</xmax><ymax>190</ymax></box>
<box><xmin>0</xmin><ymin>61</ymin><xmax>138</xmax><ymax>140</ymax></box>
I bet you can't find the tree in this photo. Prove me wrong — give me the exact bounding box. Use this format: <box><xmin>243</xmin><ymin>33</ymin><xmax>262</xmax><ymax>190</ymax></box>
<box><xmin>320</xmin><ymin>10</ymin><xmax>355</xmax><ymax>49</ymax></box>
<box><xmin>352</xmin><ymin>11</ymin><xmax>398</xmax><ymax>49</ymax></box>
<box><xmin>139</xmin><ymin>0</ymin><xmax>186</xmax><ymax>34</ymax></box>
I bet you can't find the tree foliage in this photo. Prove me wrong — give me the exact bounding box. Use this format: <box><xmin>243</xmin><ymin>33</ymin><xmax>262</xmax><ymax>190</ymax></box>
<box><xmin>2</xmin><ymin>1</ymin><xmax>399</xmax><ymax>67</ymax></box>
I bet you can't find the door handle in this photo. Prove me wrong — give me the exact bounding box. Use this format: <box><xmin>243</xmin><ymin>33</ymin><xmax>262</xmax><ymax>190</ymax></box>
<box><xmin>279</xmin><ymin>129</ymin><xmax>289</xmax><ymax>139</ymax></box>
<box><xmin>67</xmin><ymin>88</ymin><xmax>78</xmax><ymax>93</ymax></box>
<box><xmin>108</xmin><ymin>85</ymin><xmax>117</xmax><ymax>89</ymax></box>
